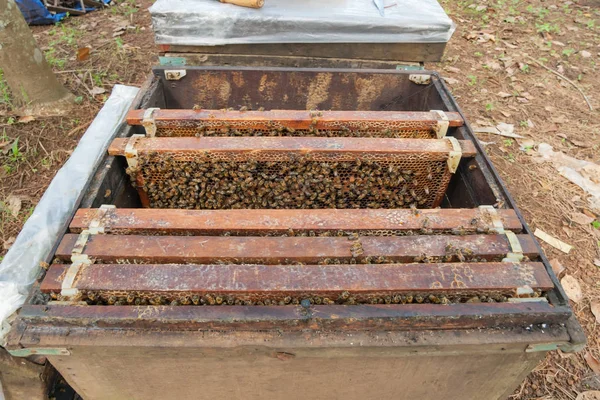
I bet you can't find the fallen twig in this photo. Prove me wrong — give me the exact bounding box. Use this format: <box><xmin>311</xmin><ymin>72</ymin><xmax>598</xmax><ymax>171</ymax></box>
<box><xmin>525</xmin><ymin>55</ymin><xmax>593</xmax><ymax>111</ymax></box>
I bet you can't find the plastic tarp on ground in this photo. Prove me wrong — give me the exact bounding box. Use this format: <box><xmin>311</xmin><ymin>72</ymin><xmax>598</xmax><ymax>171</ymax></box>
<box><xmin>0</xmin><ymin>85</ymin><xmax>139</xmax><ymax>346</ymax></box>
<box><xmin>16</xmin><ymin>0</ymin><xmax>110</xmax><ymax>25</ymax></box>
<box><xmin>16</xmin><ymin>0</ymin><xmax>64</xmax><ymax>25</ymax></box>
<box><xmin>150</xmin><ymin>0</ymin><xmax>455</xmax><ymax>46</ymax></box>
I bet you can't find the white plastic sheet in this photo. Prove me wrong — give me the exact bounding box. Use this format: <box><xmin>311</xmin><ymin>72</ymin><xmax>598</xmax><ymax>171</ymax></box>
<box><xmin>0</xmin><ymin>85</ymin><xmax>139</xmax><ymax>345</ymax></box>
<box><xmin>534</xmin><ymin>143</ymin><xmax>600</xmax><ymax>213</ymax></box>
<box><xmin>150</xmin><ymin>0</ymin><xmax>455</xmax><ymax>46</ymax></box>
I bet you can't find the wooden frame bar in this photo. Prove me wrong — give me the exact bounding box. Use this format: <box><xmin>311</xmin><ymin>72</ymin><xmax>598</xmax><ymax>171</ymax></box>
<box><xmin>55</xmin><ymin>234</ymin><xmax>539</xmax><ymax>264</ymax></box>
<box><xmin>126</xmin><ymin>109</ymin><xmax>464</xmax><ymax>132</ymax></box>
<box><xmin>69</xmin><ymin>208</ymin><xmax>524</xmax><ymax>235</ymax></box>
<box><xmin>15</xmin><ymin>302</ymin><xmax>569</xmax><ymax>331</ymax></box>
<box><xmin>41</xmin><ymin>262</ymin><xmax>553</xmax><ymax>299</ymax></box>
<box><xmin>109</xmin><ymin>136</ymin><xmax>477</xmax><ymax>160</ymax></box>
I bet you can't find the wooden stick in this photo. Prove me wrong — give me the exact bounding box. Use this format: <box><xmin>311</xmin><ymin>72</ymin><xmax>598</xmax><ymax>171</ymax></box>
<box><xmin>526</xmin><ymin>56</ymin><xmax>593</xmax><ymax>111</ymax></box>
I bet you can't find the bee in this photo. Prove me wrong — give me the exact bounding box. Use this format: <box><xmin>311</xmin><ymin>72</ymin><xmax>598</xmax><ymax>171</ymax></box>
<box><xmin>414</xmin><ymin>295</ymin><xmax>424</xmax><ymax>304</ymax></box>
<box><xmin>350</xmin><ymin>241</ymin><xmax>364</xmax><ymax>257</ymax></box>
<box><xmin>204</xmin><ymin>294</ymin><xmax>216</xmax><ymax>305</ymax></box>
<box><xmin>339</xmin><ymin>291</ymin><xmax>351</xmax><ymax>301</ymax></box>
<box><xmin>180</xmin><ymin>296</ymin><xmax>192</xmax><ymax>305</ymax></box>
<box><xmin>107</xmin><ymin>296</ymin><xmax>117</xmax><ymax>305</ymax></box>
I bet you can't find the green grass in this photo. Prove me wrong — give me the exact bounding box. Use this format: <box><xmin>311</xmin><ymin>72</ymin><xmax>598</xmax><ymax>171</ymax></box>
<box><xmin>0</xmin><ymin>69</ymin><xmax>12</xmax><ymax>108</ymax></box>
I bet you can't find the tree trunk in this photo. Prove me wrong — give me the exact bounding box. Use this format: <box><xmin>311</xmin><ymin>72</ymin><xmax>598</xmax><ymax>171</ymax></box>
<box><xmin>0</xmin><ymin>0</ymin><xmax>73</xmax><ymax>115</ymax></box>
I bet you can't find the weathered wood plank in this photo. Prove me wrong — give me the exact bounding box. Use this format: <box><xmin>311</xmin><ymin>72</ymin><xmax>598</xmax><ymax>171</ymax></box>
<box><xmin>55</xmin><ymin>234</ymin><xmax>539</xmax><ymax>264</ymax></box>
<box><xmin>163</xmin><ymin>53</ymin><xmax>421</xmax><ymax>70</ymax></box>
<box><xmin>158</xmin><ymin>42</ymin><xmax>447</xmax><ymax>62</ymax></box>
<box><xmin>126</xmin><ymin>109</ymin><xmax>464</xmax><ymax>131</ymax></box>
<box><xmin>108</xmin><ymin>137</ymin><xmax>477</xmax><ymax>159</ymax></box>
<box><xmin>41</xmin><ymin>262</ymin><xmax>553</xmax><ymax>299</ymax></box>
<box><xmin>69</xmin><ymin>208</ymin><xmax>523</xmax><ymax>235</ymax></box>
<box><xmin>16</xmin><ymin>302</ymin><xmax>570</xmax><ymax>331</ymax></box>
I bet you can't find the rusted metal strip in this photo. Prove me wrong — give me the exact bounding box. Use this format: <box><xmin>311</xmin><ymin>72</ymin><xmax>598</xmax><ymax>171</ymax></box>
<box><xmin>41</xmin><ymin>262</ymin><xmax>553</xmax><ymax>300</ymax></box>
<box><xmin>69</xmin><ymin>208</ymin><xmax>523</xmax><ymax>235</ymax></box>
<box><xmin>108</xmin><ymin>137</ymin><xmax>477</xmax><ymax>160</ymax></box>
<box><xmin>16</xmin><ymin>302</ymin><xmax>571</xmax><ymax>331</ymax></box>
<box><xmin>126</xmin><ymin>109</ymin><xmax>465</xmax><ymax>133</ymax></box>
<box><xmin>55</xmin><ymin>234</ymin><xmax>539</xmax><ymax>264</ymax></box>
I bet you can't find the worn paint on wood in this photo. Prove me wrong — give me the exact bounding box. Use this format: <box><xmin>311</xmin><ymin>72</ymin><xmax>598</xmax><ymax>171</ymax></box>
<box><xmin>41</xmin><ymin>262</ymin><xmax>553</xmax><ymax>299</ymax></box>
<box><xmin>16</xmin><ymin>302</ymin><xmax>569</xmax><ymax>332</ymax></box>
<box><xmin>126</xmin><ymin>109</ymin><xmax>464</xmax><ymax>132</ymax></box>
<box><xmin>108</xmin><ymin>137</ymin><xmax>477</xmax><ymax>160</ymax></box>
<box><xmin>69</xmin><ymin>208</ymin><xmax>523</xmax><ymax>235</ymax></box>
<box><xmin>55</xmin><ymin>234</ymin><xmax>539</xmax><ymax>264</ymax></box>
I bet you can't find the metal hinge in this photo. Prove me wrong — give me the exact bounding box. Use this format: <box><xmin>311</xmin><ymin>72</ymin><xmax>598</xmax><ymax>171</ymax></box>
<box><xmin>446</xmin><ymin>137</ymin><xmax>462</xmax><ymax>174</ymax></box>
<box><xmin>124</xmin><ymin>134</ymin><xmax>144</xmax><ymax>169</ymax></box>
<box><xmin>526</xmin><ymin>341</ymin><xmax>585</xmax><ymax>353</ymax></box>
<box><xmin>8</xmin><ymin>348</ymin><xmax>71</xmax><ymax>357</ymax></box>
<box><xmin>409</xmin><ymin>74</ymin><xmax>431</xmax><ymax>85</ymax></box>
<box><xmin>165</xmin><ymin>69</ymin><xmax>187</xmax><ymax>81</ymax></box>
<box><xmin>431</xmin><ymin>110</ymin><xmax>449</xmax><ymax>138</ymax></box>
<box><xmin>142</xmin><ymin>108</ymin><xmax>159</xmax><ymax>137</ymax></box>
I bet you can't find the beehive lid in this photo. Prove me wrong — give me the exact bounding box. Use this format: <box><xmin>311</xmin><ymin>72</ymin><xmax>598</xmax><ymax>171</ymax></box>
<box><xmin>150</xmin><ymin>0</ymin><xmax>455</xmax><ymax>47</ymax></box>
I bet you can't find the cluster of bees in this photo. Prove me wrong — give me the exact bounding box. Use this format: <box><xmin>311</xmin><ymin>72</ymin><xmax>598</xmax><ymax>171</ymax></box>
<box><xmin>158</xmin><ymin>124</ymin><xmax>427</xmax><ymax>139</ymax></box>
<box><xmin>134</xmin><ymin>155</ymin><xmax>444</xmax><ymax>210</ymax></box>
<box><xmin>51</xmin><ymin>291</ymin><xmax>515</xmax><ymax>306</ymax></box>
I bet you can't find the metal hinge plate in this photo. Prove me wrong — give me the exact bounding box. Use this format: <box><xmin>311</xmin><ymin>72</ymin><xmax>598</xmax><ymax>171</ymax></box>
<box><xmin>8</xmin><ymin>348</ymin><xmax>71</xmax><ymax>357</ymax></box>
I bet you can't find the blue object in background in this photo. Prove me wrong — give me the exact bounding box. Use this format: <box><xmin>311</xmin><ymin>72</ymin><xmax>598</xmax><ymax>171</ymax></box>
<box><xmin>16</xmin><ymin>0</ymin><xmax>111</xmax><ymax>25</ymax></box>
<box><xmin>15</xmin><ymin>0</ymin><xmax>66</xmax><ymax>25</ymax></box>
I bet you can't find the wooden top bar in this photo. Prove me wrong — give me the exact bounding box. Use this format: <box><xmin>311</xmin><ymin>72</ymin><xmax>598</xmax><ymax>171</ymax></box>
<box><xmin>15</xmin><ymin>301</ymin><xmax>570</xmax><ymax>332</ymax></box>
<box><xmin>126</xmin><ymin>109</ymin><xmax>465</xmax><ymax>130</ymax></box>
<box><xmin>41</xmin><ymin>262</ymin><xmax>553</xmax><ymax>298</ymax></box>
<box><xmin>108</xmin><ymin>137</ymin><xmax>477</xmax><ymax>159</ymax></box>
<box><xmin>55</xmin><ymin>234</ymin><xmax>539</xmax><ymax>264</ymax></box>
<box><xmin>70</xmin><ymin>208</ymin><xmax>523</xmax><ymax>235</ymax></box>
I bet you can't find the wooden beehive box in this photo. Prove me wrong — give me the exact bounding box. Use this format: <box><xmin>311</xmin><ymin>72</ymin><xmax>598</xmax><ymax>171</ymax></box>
<box><xmin>7</xmin><ymin>67</ymin><xmax>584</xmax><ymax>400</ymax></box>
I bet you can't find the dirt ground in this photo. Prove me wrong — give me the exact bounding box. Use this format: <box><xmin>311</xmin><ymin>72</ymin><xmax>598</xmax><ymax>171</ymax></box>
<box><xmin>1</xmin><ymin>0</ymin><xmax>600</xmax><ymax>399</ymax></box>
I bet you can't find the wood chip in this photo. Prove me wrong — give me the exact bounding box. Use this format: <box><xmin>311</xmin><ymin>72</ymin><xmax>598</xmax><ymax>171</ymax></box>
<box><xmin>17</xmin><ymin>115</ymin><xmax>35</xmax><ymax>123</ymax></box>
<box><xmin>6</xmin><ymin>195</ymin><xmax>22</xmax><ymax>217</ymax></box>
<box><xmin>444</xmin><ymin>66</ymin><xmax>461</xmax><ymax>74</ymax></box>
<box><xmin>591</xmin><ymin>302</ymin><xmax>600</xmax><ymax>324</ymax></box>
<box><xmin>561</xmin><ymin>274</ymin><xmax>583</xmax><ymax>303</ymax></box>
<box><xmin>571</xmin><ymin>212</ymin><xmax>595</xmax><ymax>225</ymax></box>
<box><xmin>2</xmin><ymin>236</ymin><xmax>15</xmax><ymax>251</ymax></box>
<box><xmin>77</xmin><ymin>47</ymin><xmax>90</xmax><ymax>62</ymax></box>
<box><xmin>577</xmin><ymin>391</ymin><xmax>600</xmax><ymax>400</ymax></box>
<box><xmin>534</xmin><ymin>228</ymin><xmax>573</xmax><ymax>253</ymax></box>
<box><xmin>549</xmin><ymin>258</ymin><xmax>566</xmax><ymax>279</ymax></box>
<box><xmin>443</xmin><ymin>77</ymin><xmax>460</xmax><ymax>85</ymax></box>
<box><xmin>585</xmin><ymin>353</ymin><xmax>600</xmax><ymax>376</ymax></box>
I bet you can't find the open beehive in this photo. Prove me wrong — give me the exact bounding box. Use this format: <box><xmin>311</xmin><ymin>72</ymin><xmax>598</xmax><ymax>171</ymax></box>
<box><xmin>15</xmin><ymin>67</ymin><xmax>568</xmax><ymax>333</ymax></box>
<box><xmin>10</xmin><ymin>68</ymin><xmax>581</xmax><ymax>400</ymax></box>
<box><xmin>40</xmin><ymin>104</ymin><xmax>559</xmax><ymax>310</ymax></box>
